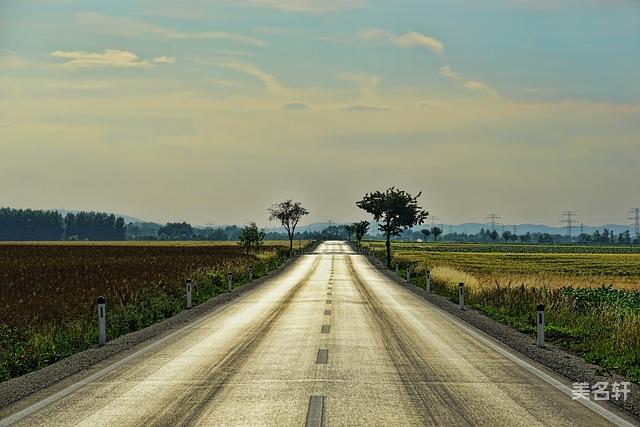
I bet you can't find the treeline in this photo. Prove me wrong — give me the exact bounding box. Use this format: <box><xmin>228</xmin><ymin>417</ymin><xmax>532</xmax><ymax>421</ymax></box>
<box><xmin>389</xmin><ymin>227</ymin><xmax>640</xmax><ymax>245</ymax></box>
<box><xmin>0</xmin><ymin>208</ymin><xmax>125</xmax><ymax>241</ymax></box>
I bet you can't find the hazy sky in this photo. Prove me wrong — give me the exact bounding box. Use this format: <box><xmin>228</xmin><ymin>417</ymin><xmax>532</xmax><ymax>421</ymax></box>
<box><xmin>1</xmin><ymin>0</ymin><xmax>639</xmax><ymax>227</ymax></box>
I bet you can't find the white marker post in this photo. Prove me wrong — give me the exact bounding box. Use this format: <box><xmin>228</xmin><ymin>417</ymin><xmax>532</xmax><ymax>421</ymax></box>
<box><xmin>537</xmin><ymin>304</ymin><xmax>545</xmax><ymax>347</ymax></box>
<box><xmin>186</xmin><ymin>279</ymin><xmax>192</xmax><ymax>309</ymax></box>
<box><xmin>395</xmin><ymin>264</ymin><xmax>399</xmax><ymax>275</ymax></box>
<box><xmin>97</xmin><ymin>296</ymin><xmax>106</xmax><ymax>346</ymax></box>
<box><xmin>406</xmin><ymin>267</ymin><xmax>411</xmax><ymax>282</ymax></box>
<box><xmin>249</xmin><ymin>266</ymin><xmax>253</xmax><ymax>282</ymax></box>
<box><xmin>425</xmin><ymin>270</ymin><xmax>431</xmax><ymax>293</ymax></box>
<box><xmin>458</xmin><ymin>282</ymin><xmax>465</xmax><ymax>310</ymax></box>
<box><xmin>227</xmin><ymin>272</ymin><xmax>232</xmax><ymax>292</ymax></box>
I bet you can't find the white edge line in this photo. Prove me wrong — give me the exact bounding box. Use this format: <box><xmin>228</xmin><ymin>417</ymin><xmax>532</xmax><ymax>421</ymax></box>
<box><xmin>0</xmin><ymin>255</ymin><xmax>311</xmax><ymax>426</ymax></box>
<box><xmin>356</xmin><ymin>253</ymin><xmax>637</xmax><ymax>427</ymax></box>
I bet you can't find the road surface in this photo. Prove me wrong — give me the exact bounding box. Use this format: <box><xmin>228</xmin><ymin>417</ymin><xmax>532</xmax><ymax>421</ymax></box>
<box><xmin>1</xmin><ymin>242</ymin><xmax>633</xmax><ymax>426</ymax></box>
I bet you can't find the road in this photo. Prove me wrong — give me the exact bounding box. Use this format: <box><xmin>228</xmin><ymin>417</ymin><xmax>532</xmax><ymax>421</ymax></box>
<box><xmin>1</xmin><ymin>241</ymin><xmax>633</xmax><ymax>426</ymax></box>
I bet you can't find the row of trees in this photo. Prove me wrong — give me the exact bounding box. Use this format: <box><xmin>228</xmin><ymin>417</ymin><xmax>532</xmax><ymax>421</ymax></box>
<box><xmin>0</xmin><ymin>208</ymin><xmax>126</xmax><ymax>241</ymax></box>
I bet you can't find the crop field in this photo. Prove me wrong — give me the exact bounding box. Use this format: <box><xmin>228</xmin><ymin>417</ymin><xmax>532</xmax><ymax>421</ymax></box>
<box><xmin>0</xmin><ymin>241</ymin><xmax>310</xmax><ymax>381</ymax></box>
<box><xmin>364</xmin><ymin>241</ymin><xmax>640</xmax><ymax>381</ymax></box>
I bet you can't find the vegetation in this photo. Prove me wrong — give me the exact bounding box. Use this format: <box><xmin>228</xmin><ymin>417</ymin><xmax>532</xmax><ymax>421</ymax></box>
<box><xmin>238</xmin><ymin>222</ymin><xmax>266</xmax><ymax>253</ymax></box>
<box><xmin>268</xmin><ymin>200</ymin><xmax>309</xmax><ymax>257</ymax></box>
<box><xmin>0</xmin><ymin>241</ymin><xmax>309</xmax><ymax>381</ymax></box>
<box><xmin>364</xmin><ymin>241</ymin><xmax>640</xmax><ymax>381</ymax></box>
<box><xmin>357</xmin><ymin>187</ymin><xmax>429</xmax><ymax>267</ymax></box>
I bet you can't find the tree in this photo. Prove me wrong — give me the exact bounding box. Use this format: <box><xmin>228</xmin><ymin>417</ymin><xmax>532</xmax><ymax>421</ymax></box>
<box><xmin>158</xmin><ymin>222</ymin><xmax>193</xmax><ymax>240</ymax></box>
<box><xmin>238</xmin><ymin>222</ymin><xmax>265</xmax><ymax>254</ymax></box>
<box><xmin>431</xmin><ymin>226</ymin><xmax>442</xmax><ymax>242</ymax></box>
<box><xmin>353</xmin><ymin>221</ymin><xmax>370</xmax><ymax>246</ymax></box>
<box><xmin>268</xmin><ymin>199</ymin><xmax>309</xmax><ymax>257</ymax></box>
<box><xmin>356</xmin><ymin>187</ymin><xmax>428</xmax><ymax>267</ymax></box>
<box><xmin>502</xmin><ymin>230</ymin><xmax>512</xmax><ymax>242</ymax></box>
<box><xmin>420</xmin><ymin>228</ymin><xmax>431</xmax><ymax>242</ymax></box>
<box><xmin>343</xmin><ymin>224</ymin><xmax>355</xmax><ymax>242</ymax></box>
<box><xmin>489</xmin><ymin>230</ymin><xmax>499</xmax><ymax>242</ymax></box>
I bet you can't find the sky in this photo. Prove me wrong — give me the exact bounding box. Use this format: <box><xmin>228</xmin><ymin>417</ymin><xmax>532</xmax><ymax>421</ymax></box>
<box><xmin>1</xmin><ymin>0</ymin><xmax>639</xmax><ymax>228</ymax></box>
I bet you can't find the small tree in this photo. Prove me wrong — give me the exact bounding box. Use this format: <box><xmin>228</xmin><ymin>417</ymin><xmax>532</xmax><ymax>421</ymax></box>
<box><xmin>344</xmin><ymin>224</ymin><xmax>355</xmax><ymax>242</ymax></box>
<box><xmin>431</xmin><ymin>226</ymin><xmax>442</xmax><ymax>242</ymax></box>
<box><xmin>238</xmin><ymin>222</ymin><xmax>265</xmax><ymax>254</ymax></box>
<box><xmin>353</xmin><ymin>221</ymin><xmax>369</xmax><ymax>246</ymax></box>
<box><xmin>268</xmin><ymin>199</ymin><xmax>309</xmax><ymax>257</ymax></box>
<box><xmin>420</xmin><ymin>228</ymin><xmax>431</xmax><ymax>242</ymax></box>
<box><xmin>489</xmin><ymin>230</ymin><xmax>499</xmax><ymax>242</ymax></box>
<box><xmin>356</xmin><ymin>187</ymin><xmax>428</xmax><ymax>267</ymax></box>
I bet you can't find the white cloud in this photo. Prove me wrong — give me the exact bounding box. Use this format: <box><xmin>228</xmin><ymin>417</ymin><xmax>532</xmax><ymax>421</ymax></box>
<box><xmin>76</xmin><ymin>13</ymin><xmax>267</xmax><ymax>47</ymax></box>
<box><xmin>196</xmin><ymin>59</ymin><xmax>287</xmax><ymax>95</ymax></box>
<box><xmin>50</xmin><ymin>49</ymin><xmax>152</xmax><ymax>68</ymax></box>
<box><xmin>440</xmin><ymin>65</ymin><xmax>498</xmax><ymax>98</ymax></box>
<box><xmin>153</xmin><ymin>56</ymin><xmax>176</xmax><ymax>63</ymax></box>
<box><xmin>359</xmin><ymin>28</ymin><xmax>444</xmax><ymax>55</ymax></box>
<box><xmin>340</xmin><ymin>73</ymin><xmax>381</xmax><ymax>97</ymax></box>
<box><xmin>236</xmin><ymin>0</ymin><xmax>365</xmax><ymax>13</ymax></box>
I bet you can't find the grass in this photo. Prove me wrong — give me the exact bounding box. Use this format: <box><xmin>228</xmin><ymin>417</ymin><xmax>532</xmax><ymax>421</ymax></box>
<box><xmin>0</xmin><ymin>241</ymin><xmax>312</xmax><ymax>381</ymax></box>
<box><xmin>364</xmin><ymin>241</ymin><xmax>640</xmax><ymax>382</ymax></box>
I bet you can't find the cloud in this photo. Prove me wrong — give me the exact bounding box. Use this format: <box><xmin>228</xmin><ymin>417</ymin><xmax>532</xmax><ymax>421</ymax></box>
<box><xmin>440</xmin><ymin>65</ymin><xmax>498</xmax><ymax>98</ymax></box>
<box><xmin>76</xmin><ymin>13</ymin><xmax>267</xmax><ymax>47</ymax></box>
<box><xmin>0</xmin><ymin>49</ymin><xmax>30</xmax><ymax>68</ymax></box>
<box><xmin>196</xmin><ymin>59</ymin><xmax>287</xmax><ymax>95</ymax></box>
<box><xmin>49</xmin><ymin>49</ymin><xmax>152</xmax><ymax>68</ymax></box>
<box><xmin>358</xmin><ymin>28</ymin><xmax>444</xmax><ymax>55</ymax></box>
<box><xmin>235</xmin><ymin>0</ymin><xmax>366</xmax><ymax>13</ymax></box>
<box><xmin>283</xmin><ymin>102</ymin><xmax>310</xmax><ymax>110</ymax></box>
<box><xmin>340</xmin><ymin>105</ymin><xmax>391</xmax><ymax>112</ymax></box>
<box><xmin>340</xmin><ymin>73</ymin><xmax>381</xmax><ymax>97</ymax></box>
<box><xmin>153</xmin><ymin>56</ymin><xmax>176</xmax><ymax>63</ymax></box>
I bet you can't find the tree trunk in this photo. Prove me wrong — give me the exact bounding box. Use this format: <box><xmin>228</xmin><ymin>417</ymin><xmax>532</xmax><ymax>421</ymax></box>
<box><xmin>386</xmin><ymin>234</ymin><xmax>391</xmax><ymax>268</ymax></box>
<box><xmin>289</xmin><ymin>237</ymin><xmax>293</xmax><ymax>257</ymax></box>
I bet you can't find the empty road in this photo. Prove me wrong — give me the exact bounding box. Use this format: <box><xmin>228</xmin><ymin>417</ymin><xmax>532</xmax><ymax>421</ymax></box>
<box><xmin>1</xmin><ymin>242</ymin><xmax>633</xmax><ymax>426</ymax></box>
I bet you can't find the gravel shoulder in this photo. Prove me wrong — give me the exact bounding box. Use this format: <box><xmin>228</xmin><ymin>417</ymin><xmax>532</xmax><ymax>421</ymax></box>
<box><xmin>364</xmin><ymin>253</ymin><xmax>640</xmax><ymax>422</ymax></box>
<box><xmin>0</xmin><ymin>248</ymin><xmax>315</xmax><ymax>413</ymax></box>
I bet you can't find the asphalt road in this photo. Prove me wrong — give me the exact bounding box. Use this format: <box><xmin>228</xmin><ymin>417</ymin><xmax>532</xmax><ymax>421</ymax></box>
<box><xmin>1</xmin><ymin>241</ymin><xmax>634</xmax><ymax>426</ymax></box>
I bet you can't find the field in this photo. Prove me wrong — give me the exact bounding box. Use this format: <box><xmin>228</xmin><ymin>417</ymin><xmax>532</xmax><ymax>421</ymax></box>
<box><xmin>0</xmin><ymin>241</ymin><xmax>309</xmax><ymax>381</ymax></box>
<box><xmin>364</xmin><ymin>241</ymin><xmax>640</xmax><ymax>382</ymax></box>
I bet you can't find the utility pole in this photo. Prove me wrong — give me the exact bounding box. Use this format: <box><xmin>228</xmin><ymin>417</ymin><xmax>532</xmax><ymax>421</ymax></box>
<box><xmin>485</xmin><ymin>214</ymin><xmax>502</xmax><ymax>232</ymax></box>
<box><xmin>512</xmin><ymin>224</ymin><xmax>517</xmax><ymax>235</ymax></box>
<box><xmin>630</xmin><ymin>208</ymin><xmax>640</xmax><ymax>238</ymax></box>
<box><xmin>561</xmin><ymin>211</ymin><xmax>578</xmax><ymax>237</ymax></box>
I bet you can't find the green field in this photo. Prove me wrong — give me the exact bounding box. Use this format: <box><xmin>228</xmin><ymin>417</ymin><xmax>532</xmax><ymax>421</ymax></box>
<box><xmin>364</xmin><ymin>241</ymin><xmax>640</xmax><ymax>382</ymax></box>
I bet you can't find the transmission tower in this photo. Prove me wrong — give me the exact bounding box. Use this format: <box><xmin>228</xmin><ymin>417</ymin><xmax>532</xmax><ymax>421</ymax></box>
<box><xmin>512</xmin><ymin>224</ymin><xmax>517</xmax><ymax>235</ymax></box>
<box><xmin>430</xmin><ymin>215</ymin><xmax>441</xmax><ymax>228</ymax></box>
<box><xmin>485</xmin><ymin>214</ymin><xmax>502</xmax><ymax>232</ymax></box>
<box><xmin>630</xmin><ymin>208</ymin><xmax>640</xmax><ymax>238</ymax></box>
<box><xmin>560</xmin><ymin>211</ymin><xmax>578</xmax><ymax>237</ymax></box>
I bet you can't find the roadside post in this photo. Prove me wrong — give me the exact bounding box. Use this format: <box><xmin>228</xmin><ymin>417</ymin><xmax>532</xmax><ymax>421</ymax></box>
<box><xmin>537</xmin><ymin>305</ymin><xmax>545</xmax><ymax>347</ymax></box>
<box><xmin>406</xmin><ymin>267</ymin><xmax>411</xmax><ymax>282</ymax></box>
<box><xmin>227</xmin><ymin>272</ymin><xmax>232</xmax><ymax>292</ymax></box>
<box><xmin>97</xmin><ymin>296</ymin><xmax>106</xmax><ymax>346</ymax></box>
<box><xmin>249</xmin><ymin>266</ymin><xmax>253</xmax><ymax>282</ymax></box>
<box><xmin>425</xmin><ymin>270</ymin><xmax>431</xmax><ymax>293</ymax></box>
<box><xmin>458</xmin><ymin>283</ymin><xmax>465</xmax><ymax>310</ymax></box>
<box><xmin>395</xmin><ymin>264</ymin><xmax>399</xmax><ymax>275</ymax></box>
<box><xmin>186</xmin><ymin>279</ymin><xmax>192</xmax><ymax>309</ymax></box>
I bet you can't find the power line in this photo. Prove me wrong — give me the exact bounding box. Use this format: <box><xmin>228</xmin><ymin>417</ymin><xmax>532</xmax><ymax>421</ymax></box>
<box><xmin>485</xmin><ymin>214</ymin><xmax>502</xmax><ymax>232</ymax></box>
<box><xmin>630</xmin><ymin>208</ymin><xmax>640</xmax><ymax>238</ymax></box>
<box><xmin>560</xmin><ymin>211</ymin><xmax>578</xmax><ymax>237</ymax></box>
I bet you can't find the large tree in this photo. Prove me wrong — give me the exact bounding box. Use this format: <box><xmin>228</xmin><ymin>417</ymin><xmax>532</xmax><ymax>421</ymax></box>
<box><xmin>268</xmin><ymin>199</ymin><xmax>309</xmax><ymax>256</ymax></box>
<box><xmin>343</xmin><ymin>224</ymin><xmax>355</xmax><ymax>242</ymax></box>
<box><xmin>356</xmin><ymin>187</ymin><xmax>429</xmax><ymax>267</ymax></box>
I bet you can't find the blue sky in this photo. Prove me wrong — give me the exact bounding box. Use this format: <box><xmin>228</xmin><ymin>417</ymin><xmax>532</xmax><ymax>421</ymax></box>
<box><xmin>1</xmin><ymin>0</ymin><xmax>639</xmax><ymax>226</ymax></box>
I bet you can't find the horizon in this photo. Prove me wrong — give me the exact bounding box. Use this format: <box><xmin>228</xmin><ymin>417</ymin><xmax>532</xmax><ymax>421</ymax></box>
<box><xmin>2</xmin><ymin>1</ymin><xmax>639</xmax><ymax>227</ymax></box>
